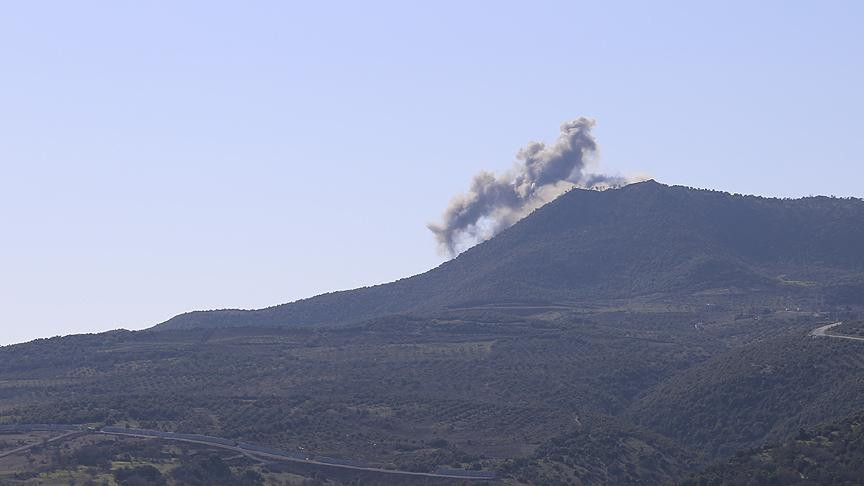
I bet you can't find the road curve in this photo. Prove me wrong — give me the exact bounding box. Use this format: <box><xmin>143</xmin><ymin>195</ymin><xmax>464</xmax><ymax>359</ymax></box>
<box><xmin>809</xmin><ymin>322</ymin><xmax>864</xmax><ymax>342</ymax></box>
<box><xmin>101</xmin><ymin>429</ymin><xmax>496</xmax><ymax>481</ymax></box>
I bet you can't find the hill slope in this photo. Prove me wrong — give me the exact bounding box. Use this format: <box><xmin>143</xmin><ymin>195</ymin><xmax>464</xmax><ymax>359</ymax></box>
<box><xmin>683</xmin><ymin>410</ymin><xmax>864</xmax><ymax>485</ymax></box>
<box><xmin>157</xmin><ymin>181</ymin><xmax>864</xmax><ymax>330</ymax></box>
<box><xmin>627</xmin><ymin>322</ymin><xmax>864</xmax><ymax>458</ymax></box>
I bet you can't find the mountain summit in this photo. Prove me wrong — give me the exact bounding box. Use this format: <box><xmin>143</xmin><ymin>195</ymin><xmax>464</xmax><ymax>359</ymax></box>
<box><xmin>156</xmin><ymin>181</ymin><xmax>864</xmax><ymax>330</ymax></box>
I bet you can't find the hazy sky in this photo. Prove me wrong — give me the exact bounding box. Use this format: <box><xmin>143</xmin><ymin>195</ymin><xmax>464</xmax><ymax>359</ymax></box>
<box><xmin>2</xmin><ymin>1</ymin><xmax>862</xmax><ymax>345</ymax></box>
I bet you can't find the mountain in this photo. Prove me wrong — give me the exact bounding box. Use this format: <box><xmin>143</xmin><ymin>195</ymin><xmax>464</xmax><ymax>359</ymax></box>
<box><xmin>157</xmin><ymin>180</ymin><xmax>864</xmax><ymax>330</ymax></box>
<box><xmin>5</xmin><ymin>180</ymin><xmax>864</xmax><ymax>484</ymax></box>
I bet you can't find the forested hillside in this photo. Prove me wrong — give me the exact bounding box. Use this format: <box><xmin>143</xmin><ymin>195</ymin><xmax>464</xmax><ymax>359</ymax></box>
<box><xmin>628</xmin><ymin>323</ymin><xmax>864</xmax><ymax>457</ymax></box>
<box><xmin>684</xmin><ymin>410</ymin><xmax>864</xmax><ymax>485</ymax></box>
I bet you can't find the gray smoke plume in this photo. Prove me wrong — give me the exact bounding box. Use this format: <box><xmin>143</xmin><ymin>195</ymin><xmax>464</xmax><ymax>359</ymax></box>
<box><xmin>428</xmin><ymin>118</ymin><xmax>631</xmax><ymax>256</ymax></box>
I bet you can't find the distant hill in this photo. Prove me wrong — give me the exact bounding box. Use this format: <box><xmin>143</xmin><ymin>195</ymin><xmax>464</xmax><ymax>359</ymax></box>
<box><xmin>156</xmin><ymin>181</ymin><xmax>864</xmax><ymax>330</ymax></box>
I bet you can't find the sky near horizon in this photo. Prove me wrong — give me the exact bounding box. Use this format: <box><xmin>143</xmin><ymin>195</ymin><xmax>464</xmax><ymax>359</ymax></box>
<box><xmin>1</xmin><ymin>1</ymin><xmax>863</xmax><ymax>345</ymax></box>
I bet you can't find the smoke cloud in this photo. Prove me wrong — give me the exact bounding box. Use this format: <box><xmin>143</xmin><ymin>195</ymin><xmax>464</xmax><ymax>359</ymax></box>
<box><xmin>428</xmin><ymin>118</ymin><xmax>632</xmax><ymax>256</ymax></box>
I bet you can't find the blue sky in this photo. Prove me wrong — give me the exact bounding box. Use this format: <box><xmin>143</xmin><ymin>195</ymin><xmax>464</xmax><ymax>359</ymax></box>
<box><xmin>1</xmin><ymin>1</ymin><xmax>862</xmax><ymax>344</ymax></box>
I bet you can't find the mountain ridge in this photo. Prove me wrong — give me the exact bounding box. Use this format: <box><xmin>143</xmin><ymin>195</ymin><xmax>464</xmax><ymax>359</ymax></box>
<box><xmin>156</xmin><ymin>180</ymin><xmax>864</xmax><ymax>331</ymax></box>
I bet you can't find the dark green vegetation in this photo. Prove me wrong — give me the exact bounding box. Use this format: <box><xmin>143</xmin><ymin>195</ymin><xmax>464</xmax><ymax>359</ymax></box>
<box><xmin>629</xmin><ymin>331</ymin><xmax>864</xmax><ymax>457</ymax></box>
<box><xmin>683</xmin><ymin>410</ymin><xmax>864</xmax><ymax>485</ymax></box>
<box><xmin>500</xmin><ymin>414</ymin><xmax>699</xmax><ymax>485</ymax></box>
<box><xmin>3</xmin><ymin>182</ymin><xmax>864</xmax><ymax>485</ymax></box>
<box><xmin>0</xmin><ymin>431</ymin><xmax>289</xmax><ymax>485</ymax></box>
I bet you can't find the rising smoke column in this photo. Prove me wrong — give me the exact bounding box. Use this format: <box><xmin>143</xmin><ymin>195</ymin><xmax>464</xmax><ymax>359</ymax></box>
<box><xmin>428</xmin><ymin>118</ymin><xmax>629</xmax><ymax>256</ymax></box>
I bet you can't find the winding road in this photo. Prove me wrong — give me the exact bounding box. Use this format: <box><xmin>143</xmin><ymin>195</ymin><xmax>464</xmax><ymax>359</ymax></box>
<box><xmin>809</xmin><ymin>322</ymin><xmax>864</xmax><ymax>342</ymax></box>
<box><xmin>101</xmin><ymin>428</ymin><xmax>496</xmax><ymax>480</ymax></box>
<box><xmin>0</xmin><ymin>425</ymin><xmax>495</xmax><ymax>481</ymax></box>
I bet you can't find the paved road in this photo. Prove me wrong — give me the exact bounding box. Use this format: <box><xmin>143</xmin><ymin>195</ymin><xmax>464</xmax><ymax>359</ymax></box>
<box><xmin>0</xmin><ymin>425</ymin><xmax>494</xmax><ymax>480</ymax></box>
<box><xmin>810</xmin><ymin>322</ymin><xmax>864</xmax><ymax>342</ymax></box>
<box><xmin>0</xmin><ymin>431</ymin><xmax>82</xmax><ymax>459</ymax></box>
<box><xmin>101</xmin><ymin>429</ymin><xmax>495</xmax><ymax>481</ymax></box>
